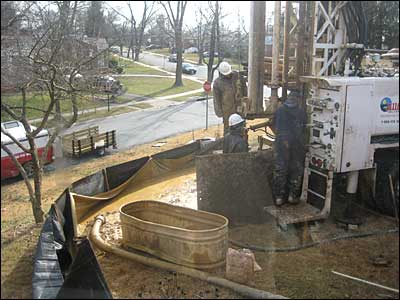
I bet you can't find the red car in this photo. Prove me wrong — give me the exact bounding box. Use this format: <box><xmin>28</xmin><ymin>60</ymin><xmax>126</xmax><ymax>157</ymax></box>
<box><xmin>1</xmin><ymin>121</ymin><xmax>54</xmax><ymax>180</ymax></box>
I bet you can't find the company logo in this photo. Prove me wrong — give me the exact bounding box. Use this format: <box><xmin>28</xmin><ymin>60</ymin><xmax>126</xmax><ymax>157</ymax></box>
<box><xmin>380</xmin><ymin>97</ymin><xmax>399</xmax><ymax>112</ymax></box>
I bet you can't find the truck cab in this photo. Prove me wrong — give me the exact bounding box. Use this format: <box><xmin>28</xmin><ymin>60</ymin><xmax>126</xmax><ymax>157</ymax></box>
<box><xmin>1</xmin><ymin>121</ymin><xmax>54</xmax><ymax>180</ymax></box>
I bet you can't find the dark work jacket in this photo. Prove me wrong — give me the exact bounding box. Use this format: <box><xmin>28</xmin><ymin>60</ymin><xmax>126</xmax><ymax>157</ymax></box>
<box><xmin>223</xmin><ymin>125</ymin><xmax>248</xmax><ymax>153</ymax></box>
<box><xmin>273</xmin><ymin>98</ymin><xmax>307</xmax><ymax>144</ymax></box>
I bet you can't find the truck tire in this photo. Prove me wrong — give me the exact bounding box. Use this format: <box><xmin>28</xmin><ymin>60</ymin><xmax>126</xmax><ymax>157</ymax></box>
<box><xmin>373</xmin><ymin>150</ymin><xmax>399</xmax><ymax>217</ymax></box>
<box><xmin>23</xmin><ymin>161</ymin><xmax>34</xmax><ymax>178</ymax></box>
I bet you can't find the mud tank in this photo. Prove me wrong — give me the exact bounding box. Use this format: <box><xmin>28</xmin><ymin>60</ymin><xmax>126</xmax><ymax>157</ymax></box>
<box><xmin>120</xmin><ymin>200</ymin><xmax>229</xmax><ymax>269</ymax></box>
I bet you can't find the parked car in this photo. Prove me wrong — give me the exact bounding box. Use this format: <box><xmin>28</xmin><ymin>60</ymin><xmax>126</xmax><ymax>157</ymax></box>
<box><xmin>203</xmin><ymin>51</ymin><xmax>219</xmax><ymax>58</ymax></box>
<box><xmin>110</xmin><ymin>46</ymin><xmax>120</xmax><ymax>54</ymax></box>
<box><xmin>1</xmin><ymin>121</ymin><xmax>54</xmax><ymax>179</ymax></box>
<box><xmin>146</xmin><ymin>44</ymin><xmax>161</xmax><ymax>50</ymax></box>
<box><xmin>185</xmin><ymin>47</ymin><xmax>199</xmax><ymax>53</ymax></box>
<box><xmin>182</xmin><ymin>63</ymin><xmax>197</xmax><ymax>75</ymax></box>
<box><xmin>168</xmin><ymin>54</ymin><xmax>185</xmax><ymax>62</ymax></box>
<box><xmin>93</xmin><ymin>76</ymin><xmax>123</xmax><ymax>96</ymax></box>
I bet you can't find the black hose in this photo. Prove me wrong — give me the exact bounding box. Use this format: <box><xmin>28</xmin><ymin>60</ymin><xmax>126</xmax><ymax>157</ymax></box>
<box><xmin>229</xmin><ymin>228</ymin><xmax>399</xmax><ymax>253</ymax></box>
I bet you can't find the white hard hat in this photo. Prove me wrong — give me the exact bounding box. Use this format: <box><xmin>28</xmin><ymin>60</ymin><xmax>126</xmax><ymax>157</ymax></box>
<box><xmin>229</xmin><ymin>113</ymin><xmax>244</xmax><ymax>127</ymax></box>
<box><xmin>218</xmin><ymin>61</ymin><xmax>232</xmax><ymax>75</ymax></box>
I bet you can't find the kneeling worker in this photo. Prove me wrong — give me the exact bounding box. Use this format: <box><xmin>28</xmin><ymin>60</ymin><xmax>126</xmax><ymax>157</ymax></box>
<box><xmin>223</xmin><ymin>113</ymin><xmax>249</xmax><ymax>154</ymax></box>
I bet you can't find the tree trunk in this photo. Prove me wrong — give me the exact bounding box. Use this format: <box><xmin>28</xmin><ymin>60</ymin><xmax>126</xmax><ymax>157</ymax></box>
<box><xmin>175</xmin><ymin>29</ymin><xmax>184</xmax><ymax>87</ymax></box>
<box><xmin>198</xmin><ymin>52</ymin><xmax>204</xmax><ymax>65</ymax></box>
<box><xmin>134</xmin><ymin>47</ymin><xmax>140</xmax><ymax>61</ymax></box>
<box><xmin>207</xmin><ymin>18</ymin><xmax>217</xmax><ymax>82</ymax></box>
<box><xmin>134</xmin><ymin>29</ymin><xmax>144</xmax><ymax>61</ymax></box>
<box><xmin>55</xmin><ymin>101</ymin><xmax>62</xmax><ymax>122</ymax></box>
<box><xmin>29</xmin><ymin>137</ymin><xmax>44</xmax><ymax>223</ymax></box>
<box><xmin>197</xmin><ymin>25</ymin><xmax>203</xmax><ymax>65</ymax></box>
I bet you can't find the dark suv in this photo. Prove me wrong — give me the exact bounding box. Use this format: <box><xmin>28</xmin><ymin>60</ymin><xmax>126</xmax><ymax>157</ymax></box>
<box><xmin>182</xmin><ymin>63</ymin><xmax>197</xmax><ymax>75</ymax></box>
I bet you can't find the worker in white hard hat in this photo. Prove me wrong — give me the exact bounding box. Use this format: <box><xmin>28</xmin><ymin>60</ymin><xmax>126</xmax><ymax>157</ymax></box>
<box><xmin>213</xmin><ymin>61</ymin><xmax>247</xmax><ymax>136</ymax></box>
<box><xmin>223</xmin><ymin>113</ymin><xmax>249</xmax><ymax>153</ymax></box>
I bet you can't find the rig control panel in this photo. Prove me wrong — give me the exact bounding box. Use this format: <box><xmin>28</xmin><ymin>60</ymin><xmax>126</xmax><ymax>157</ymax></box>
<box><xmin>304</xmin><ymin>77</ymin><xmax>399</xmax><ymax>173</ymax></box>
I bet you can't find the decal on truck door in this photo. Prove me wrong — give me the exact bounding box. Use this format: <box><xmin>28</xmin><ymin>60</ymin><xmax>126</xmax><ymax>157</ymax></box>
<box><xmin>380</xmin><ymin>97</ymin><xmax>399</xmax><ymax>127</ymax></box>
<box><xmin>380</xmin><ymin>97</ymin><xmax>399</xmax><ymax>113</ymax></box>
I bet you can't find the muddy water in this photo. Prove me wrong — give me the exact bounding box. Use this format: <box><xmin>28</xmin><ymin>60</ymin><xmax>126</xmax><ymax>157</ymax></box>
<box><xmin>80</xmin><ymin>166</ymin><xmax>197</xmax><ymax>224</ymax></box>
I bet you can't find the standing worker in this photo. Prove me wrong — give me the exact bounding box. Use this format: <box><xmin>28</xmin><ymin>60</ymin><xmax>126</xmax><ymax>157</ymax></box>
<box><xmin>223</xmin><ymin>113</ymin><xmax>249</xmax><ymax>154</ymax></box>
<box><xmin>272</xmin><ymin>89</ymin><xmax>307</xmax><ymax>206</ymax></box>
<box><xmin>213</xmin><ymin>62</ymin><xmax>247</xmax><ymax>135</ymax></box>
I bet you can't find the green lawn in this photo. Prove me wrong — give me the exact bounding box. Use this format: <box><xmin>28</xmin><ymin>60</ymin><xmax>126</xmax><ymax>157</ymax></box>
<box><xmin>146</xmin><ymin>48</ymin><xmax>170</xmax><ymax>55</ymax></box>
<box><xmin>119</xmin><ymin>77</ymin><xmax>202</xmax><ymax>98</ymax></box>
<box><xmin>1</xmin><ymin>91</ymin><xmax>133</xmax><ymax>122</ymax></box>
<box><xmin>183</xmin><ymin>53</ymin><xmax>199</xmax><ymax>63</ymax></box>
<box><xmin>33</xmin><ymin>106</ymin><xmax>137</xmax><ymax>128</ymax></box>
<box><xmin>132</xmin><ymin>102</ymin><xmax>153</xmax><ymax>109</ymax></box>
<box><xmin>116</xmin><ymin>56</ymin><xmax>166</xmax><ymax>75</ymax></box>
<box><xmin>171</xmin><ymin>91</ymin><xmax>212</xmax><ymax>102</ymax></box>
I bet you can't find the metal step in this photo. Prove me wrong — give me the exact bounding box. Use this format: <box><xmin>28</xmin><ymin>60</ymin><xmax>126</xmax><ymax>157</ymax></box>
<box><xmin>264</xmin><ymin>202</ymin><xmax>328</xmax><ymax>228</ymax></box>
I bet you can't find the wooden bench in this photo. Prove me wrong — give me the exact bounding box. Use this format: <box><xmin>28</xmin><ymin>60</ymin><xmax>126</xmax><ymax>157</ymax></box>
<box><xmin>62</xmin><ymin>126</ymin><xmax>117</xmax><ymax>157</ymax></box>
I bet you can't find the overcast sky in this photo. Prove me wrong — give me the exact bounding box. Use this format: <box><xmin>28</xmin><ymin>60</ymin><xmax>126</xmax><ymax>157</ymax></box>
<box><xmin>106</xmin><ymin>1</ymin><xmax>277</xmax><ymax>31</ymax></box>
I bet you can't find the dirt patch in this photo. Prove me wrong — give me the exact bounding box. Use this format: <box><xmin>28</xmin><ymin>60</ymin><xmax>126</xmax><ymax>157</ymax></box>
<box><xmin>2</xmin><ymin>120</ymin><xmax>398</xmax><ymax>299</ymax></box>
<box><xmin>88</xmin><ymin>175</ymin><xmax>399</xmax><ymax>299</ymax></box>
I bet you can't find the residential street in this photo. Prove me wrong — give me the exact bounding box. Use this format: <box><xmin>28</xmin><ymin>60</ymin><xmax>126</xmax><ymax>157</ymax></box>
<box><xmin>123</xmin><ymin>50</ymin><xmax>219</xmax><ymax>82</ymax></box>
<box><xmin>62</xmin><ymin>98</ymin><xmax>221</xmax><ymax>152</ymax></box>
<box><xmin>135</xmin><ymin>51</ymin><xmax>277</xmax><ymax>97</ymax></box>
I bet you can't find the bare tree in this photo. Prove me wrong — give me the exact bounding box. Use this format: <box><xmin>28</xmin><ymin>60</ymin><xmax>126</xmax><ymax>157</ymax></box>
<box><xmin>193</xmin><ymin>4</ymin><xmax>212</xmax><ymax>66</ymax></box>
<box><xmin>204</xmin><ymin>1</ymin><xmax>224</xmax><ymax>82</ymax></box>
<box><xmin>1</xmin><ymin>1</ymin><xmax>105</xmax><ymax>223</ymax></box>
<box><xmin>106</xmin><ymin>1</ymin><xmax>156</xmax><ymax>61</ymax></box>
<box><xmin>159</xmin><ymin>1</ymin><xmax>188</xmax><ymax>87</ymax></box>
<box><xmin>1</xmin><ymin>1</ymin><xmax>34</xmax><ymax>32</ymax></box>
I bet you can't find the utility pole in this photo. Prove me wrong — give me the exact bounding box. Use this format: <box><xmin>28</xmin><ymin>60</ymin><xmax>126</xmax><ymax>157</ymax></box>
<box><xmin>271</xmin><ymin>1</ymin><xmax>281</xmax><ymax>104</ymax></box>
<box><xmin>248</xmin><ymin>1</ymin><xmax>266</xmax><ymax>114</ymax></box>
<box><xmin>237</xmin><ymin>8</ymin><xmax>241</xmax><ymax>71</ymax></box>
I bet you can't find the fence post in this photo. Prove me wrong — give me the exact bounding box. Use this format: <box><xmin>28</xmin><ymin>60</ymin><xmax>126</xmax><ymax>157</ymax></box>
<box><xmin>112</xmin><ymin>130</ymin><xmax>117</xmax><ymax>149</ymax></box>
<box><xmin>78</xmin><ymin>140</ymin><xmax>81</xmax><ymax>157</ymax></box>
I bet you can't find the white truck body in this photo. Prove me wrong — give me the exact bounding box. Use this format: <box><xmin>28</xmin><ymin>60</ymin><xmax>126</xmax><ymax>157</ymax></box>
<box><xmin>303</xmin><ymin>77</ymin><xmax>399</xmax><ymax>173</ymax></box>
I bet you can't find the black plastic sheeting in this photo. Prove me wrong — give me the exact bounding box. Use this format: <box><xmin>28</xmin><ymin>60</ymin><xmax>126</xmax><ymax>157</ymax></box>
<box><xmin>56</xmin><ymin>239</ymin><xmax>111</xmax><ymax>299</ymax></box>
<box><xmin>106</xmin><ymin>156</ymin><xmax>149</xmax><ymax>190</ymax></box>
<box><xmin>71</xmin><ymin>171</ymin><xmax>106</xmax><ymax>196</ymax></box>
<box><xmin>32</xmin><ymin>190</ymin><xmax>112</xmax><ymax>299</ymax></box>
<box><xmin>152</xmin><ymin>141</ymin><xmax>200</xmax><ymax>160</ymax></box>
<box><xmin>33</xmin><ymin>141</ymin><xmax>205</xmax><ymax>299</ymax></box>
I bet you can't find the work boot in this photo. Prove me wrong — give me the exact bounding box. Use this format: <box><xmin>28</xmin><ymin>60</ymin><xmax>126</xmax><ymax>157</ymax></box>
<box><xmin>288</xmin><ymin>194</ymin><xmax>300</xmax><ymax>204</ymax></box>
<box><xmin>275</xmin><ymin>197</ymin><xmax>285</xmax><ymax>206</ymax></box>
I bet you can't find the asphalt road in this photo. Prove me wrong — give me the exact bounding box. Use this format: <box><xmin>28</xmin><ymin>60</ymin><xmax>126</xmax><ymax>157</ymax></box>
<box><xmin>135</xmin><ymin>51</ymin><xmax>277</xmax><ymax>96</ymax></box>
<box><xmin>63</xmin><ymin>99</ymin><xmax>221</xmax><ymax>152</ymax></box>
<box><xmin>123</xmin><ymin>50</ymin><xmax>218</xmax><ymax>82</ymax></box>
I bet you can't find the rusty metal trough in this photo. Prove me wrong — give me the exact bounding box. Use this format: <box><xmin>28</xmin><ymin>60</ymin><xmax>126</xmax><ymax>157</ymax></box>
<box><xmin>120</xmin><ymin>200</ymin><xmax>229</xmax><ymax>269</ymax></box>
